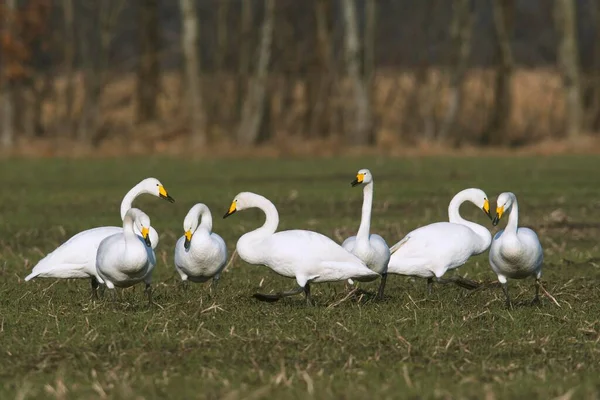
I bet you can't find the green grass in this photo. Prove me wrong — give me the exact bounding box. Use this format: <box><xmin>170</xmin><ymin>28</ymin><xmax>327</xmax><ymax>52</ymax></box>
<box><xmin>1</xmin><ymin>155</ymin><xmax>600</xmax><ymax>399</ymax></box>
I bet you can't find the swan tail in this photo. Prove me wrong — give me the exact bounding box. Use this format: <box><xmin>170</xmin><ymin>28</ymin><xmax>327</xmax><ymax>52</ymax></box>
<box><xmin>24</xmin><ymin>260</ymin><xmax>88</xmax><ymax>280</ymax></box>
<box><xmin>24</xmin><ymin>271</ymin><xmax>38</xmax><ymax>281</ymax></box>
<box><xmin>390</xmin><ymin>236</ymin><xmax>410</xmax><ymax>254</ymax></box>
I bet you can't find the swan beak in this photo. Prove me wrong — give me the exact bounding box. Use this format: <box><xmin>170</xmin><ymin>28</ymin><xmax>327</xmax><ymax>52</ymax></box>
<box><xmin>141</xmin><ymin>227</ymin><xmax>152</xmax><ymax>247</ymax></box>
<box><xmin>483</xmin><ymin>199</ymin><xmax>492</xmax><ymax>220</ymax></box>
<box><xmin>351</xmin><ymin>173</ymin><xmax>364</xmax><ymax>187</ymax></box>
<box><xmin>184</xmin><ymin>230</ymin><xmax>192</xmax><ymax>250</ymax></box>
<box><xmin>493</xmin><ymin>206</ymin><xmax>504</xmax><ymax>226</ymax></box>
<box><xmin>158</xmin><ymin>185</ymin><xmax>175</xmax><ymax>203</ymax></box>
<box><xmin>223</xmin><ymin>202</ymin><xmax>237</xmax><ymax>219</ymax></box>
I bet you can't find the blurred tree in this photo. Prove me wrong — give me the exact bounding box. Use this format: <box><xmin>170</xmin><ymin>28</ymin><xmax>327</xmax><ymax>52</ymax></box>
<box><xmin>0</xmin><ymin>0</ymin><xmax>17</xmax><ymax>150</ymax></box>
<box><xmin>555</xmin><ymin>0</ymin><xmax>583</xmax><ymax>139</ymax></box>
<box><xmin>61</xmin><ymin>0</ymin><xmax>76</xmax><ymax>135</ymax></box>
<box><xmin>216</xmin><ymin>0</ymin><xmax>229</xmax><ymax>72</ymax></box>
<box><xmin>438</xmin><ymin>0</ymin><xmax>474</xmax><ymax>142</ymax></box>
<box><xmin>136</xmin><ymin>0</ymin><xmax>160</xmax><ymax>123</ymax></box>
<box><xmin>237</xmin><ymin>0</ymin><xmax>253</xmax><ymax>120</ymax></box>
<box><xmin>584</xmin><ymin>0</ymin><xmax>600</xmax><ymax>131</ymax></box>
<box><xmin>179</xmin><ymin>0</ymin><xmax>207</xmax><ymax>147</ymax></box>
<box><xmin>306</xmin><ymin>0</ymin><xmax>334</xmax><ymax>138</ymax></box>
<box><xmin>482</xmin><ymin>0</ymin><xmax>515</xmax><ymax>145</ymax></box>
<box><xmin>342</xmin><ymin>0</ymin><xmax>372</xmax><ymax>146</ymax></box>
<box><xmin>77</xmin><ymin>0</ymin><xmax>125</xmax><ymax>145</ymax></box>
<box><xmin>364</xmin><ymin>0</ymin><xmax>376</xmax><ymax>143</ymax></box>
<box><xmin>237</xmin><ymin>0</ymin><xmax>275</xmax><ymax>145</ymax></box>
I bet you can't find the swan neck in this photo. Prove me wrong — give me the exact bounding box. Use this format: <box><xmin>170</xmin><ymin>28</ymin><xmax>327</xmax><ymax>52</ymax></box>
<box><xmin>356</xmin><ymin>182</ymin><xmax>373</xmax><ymax>243</ymax></box>
<box><xmin>123</xmin><ymin>214</ymin><xmax>137</xmax><ymax>241</ymax></box>
<box><xmin>245</xmin><ymin>196</ymin><xmax>279</xmax><ymax>238</ymax></box>
<box><xmin>197</xmin><ymin>206</ymin><xmax>213</xmax><ymax>233</ymax></box>
<box><xmin>448</xmin><ymin>191</ymin><xmax>468</xmax><ymax>224</ymax></box>
<box><xmin>120</xmin><ymin>182</ymin><xmax>145</xmax><ymax>220</ymax></box>
<box><xmin>448</xmin><ymin>191</ymin><xmax>490</xmax><ymax>249</ymax></box>
<box><xmin>505</xmin><ymin>199</ymin><xmax>519</xmax><ymax>234</ymax></box>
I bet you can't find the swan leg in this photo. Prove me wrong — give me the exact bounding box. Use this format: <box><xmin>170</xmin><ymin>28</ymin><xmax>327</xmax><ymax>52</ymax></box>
<box><xmin>90</xmin><ymin>277</ymin><xmax>99</xmax><ymax>299</ymax></box>
<box><xmin>145</xmin><ymin>283</ymin><xmax>153</xmax><ymax>305</ymax></box>
<box><xmin>253</xmin><ymin>286</ymin><xmax>304</xmax><ymax>302</ymax></box>
<box><xmin>376</xmin><ymin>273</ymin><xmax>387</xmax><ymax>301</ymax></box>
<box><xmin>99</xmin><ymin>284</ymin><xmax>106</xmax><ymax>299</ymax></box>
<box><xmin>304</xmin><ymin>283</ymin><xmax>315</xmax><ymax>306</ymax></box>
<box><xmin>530</xmin><ymin>278</ymin><xmax>541</xmax><ymax>305</ymax></box>
<box><xmin>211</xmin><ymin>274</ymin><xmax>220</xmax><ymax>293</ymax></box>
<box><xmin>427</xmin><ymin>277</ymin><xmax>434</xmax><ymax>295</ymax></box>
<box><xmin>180</xmin><ymin>280</ymin><xmax>190</xmax><ymax>292</ymax></box>
<box><xmin>436</xmin><ymin>275</ymin><xmax>480</xmax><ymax>290</ymax></box>
<box><xmin>501</xmin><ymin>283</ymin><xmax>512</xmax><ymax>309</ymax></box>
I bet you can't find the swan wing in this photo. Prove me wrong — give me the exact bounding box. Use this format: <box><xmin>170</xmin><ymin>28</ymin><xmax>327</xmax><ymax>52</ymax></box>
<box><xmin>252</xmin><ymin>230</ymin><xmax>375</xmax><ymax>282</ymax></box>
<box><xmin>26</xmin><ymin>226</ymin><xmax>122</xmax><ymax>280</ymax></box>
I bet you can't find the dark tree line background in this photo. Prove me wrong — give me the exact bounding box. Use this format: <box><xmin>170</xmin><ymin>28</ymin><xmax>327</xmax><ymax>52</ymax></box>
<box><xmin>0</xmin><ymin>0</ymin><xmax>599</xmax><ymax>153</ymax></box>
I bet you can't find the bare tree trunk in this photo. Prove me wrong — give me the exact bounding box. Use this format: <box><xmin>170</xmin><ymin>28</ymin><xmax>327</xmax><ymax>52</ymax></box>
<box><xmin>585</xmin><ymin>0</ymin><xmax>600</xmax><ymax>131</ymax></box>
<box><xmin>62</xmin><ymin>0</ymin><xmax>76</xmax><ymax>136</ymax></box>
<box><xmin>364</xmin><ymin>0</ymin><xmax>376</xmax><ymax>143</ymax></box>
<box><xmin>136</xmin><ymin>0</ymin><xmax>160</xmax><ymax>123</ymax></box>
<box><xmin>77</xmin><ymin>0</ymin><xmax>124</xmax><ymax>145</ymax></box>
<box><xmin>306</xmin><ymin>0</ymin><xmax>334</xmax><ymax>138</ymax></box>
<box><xmin>237</xmin><ymin>0</ymin><xmax>253</xmax><ymax>120</ymax></box>
<box><xmin>1</xmin><ymin>0</ymin><xmax>16</xmax><ymax>150</ymax></box>
<box><xmin>236</xmin><ymin>0</ymin><xmax>275</xmax><ymax>145</ymax></box>
<box><xmin>555</xmin><ymin>0</ymin><xmax>583</xmax><ymax>139</ymax></box>
<box><xmin>216</xmin><ymin>0</ymin><xmax>229</xmax><ymax>72</ymax></box>
<box><xmin>438</xmin><ymin>0</ymin><xmax>474</xmax><ymax>142</ymax></box>
<box><xmin>482</xmin><ymin>0</ymin><xmax>515</xmax><ymax>145</ymax></box>
<box><xmin>179</xmin><ymin>0</ymin><xmax>207</xmax><ymax>147</ymax></box>
<box><xmin>342</xmin><ymin>0</ymin><xmax>372</xmax><ymax>146</ymax></box>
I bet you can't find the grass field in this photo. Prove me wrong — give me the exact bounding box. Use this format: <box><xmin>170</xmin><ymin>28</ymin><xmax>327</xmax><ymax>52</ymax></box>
<box><xmin>1</xmin><ymin>155</ymin><xmax>600</xmax><ymax>399</ymax></box>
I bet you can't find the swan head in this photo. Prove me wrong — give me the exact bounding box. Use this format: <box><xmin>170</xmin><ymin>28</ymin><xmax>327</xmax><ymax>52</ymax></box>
<box><xmin>453</xmin><ymin>188</ymin><xmax>492</xmax><ymax>221</ymax></box>
<box><xmin>223</xmin><ymin>192</ymin><xmax>260</xmax><ymax>218</ymax></box>
<box><xmin>492</xmin><ymin>192</ymin><xmax>515</xmax><ymax>226</ymax></box>
<box><xmin>351</xmin><ymin>168</ymin><xmax>373</xmax><ymax>187</ymax></box>
<box><xmin>126</xmin><ymin>208</ymin><xmax>153</xmax><ymax>247</ymax></box>
<box><xmin>140</xmin><ymin>177</ymin><xmax>175</xmax><ymax>203</ymax></box>
<box><xmin>182</xmin><ymin>204</ymin><xmax>203</xmax><ymax>250</ymax></box>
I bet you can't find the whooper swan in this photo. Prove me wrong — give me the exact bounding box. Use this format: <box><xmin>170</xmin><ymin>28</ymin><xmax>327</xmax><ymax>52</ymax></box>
<box><xmin>25</xmin><ymin>177</ymin><xmax>174</xmax><ymax>298</ymax></box>
<box><xmin>174</xmin><ymin>203</ymin><xmax>227</xmax><ymax>290</ymax></box>
<box><xmin>223</xmin><ymin>192</ymin><xmax>379</xmax><ymax>305</ymax></box>
<box><xmin>489</xmin><ymin>192</ymin><xmax>543</xmax><ymax>308</ymax></box>
<box><xmin>387</xmin><ymin>188</ymin><xmax>492</xmax><ymax>294</ymax></box>
<box><xmin>342</xmin><ymin>169</ymin><xmax>390</xmax><ymax>300</ymax></box>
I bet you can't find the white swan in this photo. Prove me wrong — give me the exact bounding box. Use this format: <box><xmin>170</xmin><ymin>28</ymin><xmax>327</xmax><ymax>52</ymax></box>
<box><xmin>223</xmin><ymin>192</ymin><xmax>379</xmax><ymax>305</ymax></box>
<box><xmin>489</xmin><ymin>192</ymin><xmax>543</xmax><ymax>307</ymax></box>
<box><xmin>96</xmin><ymin>208</ymin><xmax>156</xmax><ymax>303</ymax></box>
<box><xmin>24</xmin><ymin>177</ymin><xmax>174</xmax><ymax>297</ymax></box>
<box><xmin>342</xmin><ymin>169</ymin><xmax>390</xmax><ymax>299</ymax></box>
<box><xmin>387</xmin><ymin>188</ymin><xmax>492</xmax><ymax>293</ymax></box>
<box><xmin>174</xmin><ymin>203</ymin><xmax>227</xmax><ymax>288</ymax></box>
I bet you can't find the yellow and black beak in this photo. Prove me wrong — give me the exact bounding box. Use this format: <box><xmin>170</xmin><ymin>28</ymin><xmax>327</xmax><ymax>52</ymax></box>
<box><xmin>158</xmin><ymin>185</ymin><xmax>175</xmax><ymax>203</ymax></box>
<box><xmin>141</xmin><ymin>227</ymin><xmax>152</xmax><ymax>247</ymax></box>
<box><xmin>184</xmin><ymin>230</ymin><xmax>192</xmax><ymax>250</ymax></box>
<box><xmin>492</xmin><ymin>206</ymin><xmax>504</xmax><ymax>226</ymax></box>
<box><xmin>351</xmin><ymin>173</ymin><xmax>365</xmax><ymax>187</ymax></box>
<box><xmin>223</xmin><ymin>201</ymin><xmax>237</xmax><ymax>219</ymax></box>
<box><xmin>483</xmin><ymin>199</ymin><xmax>492</xmax><ymax>221</ymax></box>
